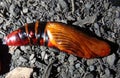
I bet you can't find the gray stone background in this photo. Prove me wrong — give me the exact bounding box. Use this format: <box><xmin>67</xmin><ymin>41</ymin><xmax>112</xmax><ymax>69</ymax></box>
<box><xmin>0</xmin><ymin>0</ymin><xmax>119</xmax><ymax>78</ymax></box>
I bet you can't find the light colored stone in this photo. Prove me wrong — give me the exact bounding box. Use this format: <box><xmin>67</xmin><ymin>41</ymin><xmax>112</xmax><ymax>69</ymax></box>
<box><xmin>9</xmin><ymin>46</ymin><xmax>17</xmax><ymax>54</ymax></box>
<box><xmin>85</xmin><ymin>2</ymin><xmax>92</xmax><ymax>9</ymax></box>
<box><xmin>89</xmin><ymin>65</ymin><xmax>95</xmax><ymax>71</ymax></box>
<box><xmin>87</xmin><ymin>59</ymin><xmax>97</xmax><ymax>65</ymax></box>
<box><xmin>5</xmin><ymin>67</ymin><xmax>33</xmax><ymax>78</ymax></box>
<box><xmin>114</xmin><ymin>18</ymin><xmax>120</xmax><ymax>25</ymax></box>
<box><xmin>107</xmin><ymin>53</ymin><xmax>116</xmax><ymax>66</ymax></box>
<box><xmin>23</xmin><ymin>7</ymin><xmax>28</xmax><ymax>13</ymax></box>
<box><xmin>68</xmin><ymin>55</ymin><xmax>77</xmax><ymax>65</ymax></box>
<box><xmin>29</xmin><ymin>54</ymin><xmax>35</xmax><ymax>61</ymax></box>
<box><xmin>0</xmin><ymin>17</ymin><xmax>3</xmax><ymax>24</ymax></box>
<box><xmin>75</xmin><ymin>63</ymin><xmax>80</xmax><ymax>69</ymax></box>
<box><xmin>84</xmin><ymin>72</ymin><xmax>94</xmax><ymax>78</ymax></box>
<box><xmin>41</xmin><ymin>51</ymin><xmax>46</xmax><ymax>60</ymax></box>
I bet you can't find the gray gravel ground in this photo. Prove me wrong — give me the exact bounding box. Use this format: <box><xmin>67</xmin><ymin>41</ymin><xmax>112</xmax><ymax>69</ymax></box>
<box><xmin>0</xmin><ymin>0</ymin><xmax>120</xmax><ymax>78</ymax></box>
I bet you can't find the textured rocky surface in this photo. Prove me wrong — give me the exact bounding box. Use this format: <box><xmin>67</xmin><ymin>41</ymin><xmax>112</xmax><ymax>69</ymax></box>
<box><xmin>0</xmin><ymin>0</ymin><xmax>119</xmax><ymax>78</ymax></box>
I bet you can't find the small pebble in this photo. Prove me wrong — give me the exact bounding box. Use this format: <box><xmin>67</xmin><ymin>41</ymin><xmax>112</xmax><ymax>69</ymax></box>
<box><xmin>20</xmin><ymin>46</ymin><xmax>26</xmax><ymax>51</ymax></box>
<box><xmin>75</xmin><ymin>63</ymin><xmax>80</xmax><ymax>69</ymax></box>
<box><xmin>9</xmin><ymin>4</ymin><xmax>20</xmax><ymax>17</ymax></box>
<box><xmin>84</xmin><ymin>73</ymin><xmax>94</xmax><ymax>78</ymax></box>
<box><xmin>23</xmin><ymin>7</ymin><xmax>28</xmax><ymax>13</ymax></box>
<box><xmin>107</xmin><ymin>53</ymin><xmax>116</xmax><ymax>66</ymax></box>
<box><xmin>57</xmin><ymin>52</ymin><xmax>66</xmax><ymax>63</ymax></box>
<box><xmin>30</xmin><ymin>58</ymin><xmax>36</xmax><ymax>65</ymax></box>
<box><xmin>35</xmin><ymin>61</ymin><xmax>45</xmax><ymax>68</ymax></box>
<box><xmin>89</xmin><ymin>65</ymin><xmax>95</xmax><ymax>71</ymax></box>
<box><xmin>0</xmin><ymin>17</ymin><xmax>3</xmax><ymax>24</ymax></box>
<box><xmin>19</xmin><ymin>56</ymin><xmax>28</xmax><ymax>62</ymax></box>
<box><xmin>14</xmin><ymin>49</ymin><xmax>21</xmax><ymax>57</ymax></box>
<box><xmin>40</xmin><ymin>46</ymin><xmax>47</xmax><ymax>51</ymax></box>
<box><xmin>32</xmin><ymin>72</ymin><xmax>37</xmax><ymax>78</ymax></box>
<box><xmin>41</xmin><ymin>51</ymin><xmax>46</xmax><ymax>60</ymax></box>
<box><xmin>25</xmin><ymin>46</ymin><xmax>31</xmax><ymax>50</ymax></box>
<box><xmin>68</xmin><ymin>55</ymin><xmax>77</xmax><ymax>65</ymax></box>
<box><xmin>26</xmin><ymin>17</ymin><xmax>33</xmax><ymax>23</ymax></box>
<box><xmin>107</xmin><ymin>11</ymin><xmax>112</xmax><ymax>16</ymax></box>
<box><xmin>105</xmin><ymin>68</ymin><xmax>110</xmax><ymax>77</ymax></box>
<box><xmin>85</xmin><ymin>2</ymin><xmax>92</xmax><ymax>9</ymax></box>
<box><xmin>29</xmin><ymin>54</ymin><xmax>35</xmax><ymax>61</ymax></box>
<box><xmin>87</xmin><ymin>59</ymin><xmax>97</xmax><ymax>65</ymax></box>
<box><xmin>48</xmin><ymin>47</ymin><xmax>59</xmax><ymax>53</ymax></box>
<box><xmin>9</xmin><ymin>4</ymin><xmax>16</xmax><ymax>17</ymax></box>
<box><xmin>58</xmin><ymin>0</ymin><xmax>68</xmax><ymax>12</ymax></box>
<box><xmin>114</xmin><ymin>18</ymin><xmax>120</xmax><ymax>25</ymax></box>
<box><xmin>94</xmin><ymin>23</ymin><xmax>101</xmax><ymax>36</ymax></box>
<box><xmin>69</xmin><ymin>65</ymin><xmax>74</xmax><ymax>76</ymax></box>
<box><xmin>104</xmin><ymin>3</ymin><xmax>109</xmax><ymax>9</ymax></box>
<box><xmin>0</xmin><ymin>34</ymin><xmax>3</xmax><ymax>38</ymax></box>
<box><xmin>115</xmin><ymin>11</ymin><xmax>120</xmax><ymax>17</ymax></box>
<box><xmin>44</xmin><ymin>54</ymin><xmax>48</xmax><ymax>60</ymax></box>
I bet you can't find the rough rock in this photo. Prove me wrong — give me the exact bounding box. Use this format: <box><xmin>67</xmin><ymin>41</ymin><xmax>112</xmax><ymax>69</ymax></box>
<box><xmin>5</xmin><ymin>67</ymin><xmax>33</xmax><ymax>78</ymax></box>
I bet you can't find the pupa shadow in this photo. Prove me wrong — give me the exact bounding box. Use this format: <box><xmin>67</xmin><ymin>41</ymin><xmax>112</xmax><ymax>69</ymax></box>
<box><xmin>0</xmin><ymin>39</ymin><xmax>11</xmax><ymax>74</ymax></box>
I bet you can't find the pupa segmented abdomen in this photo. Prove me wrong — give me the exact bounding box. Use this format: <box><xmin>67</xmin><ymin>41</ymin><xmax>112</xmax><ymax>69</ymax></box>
<box><xmin>5</xmin><ymin>21</ymin><xmax>111</xmax><ymax>58</ymax></box>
